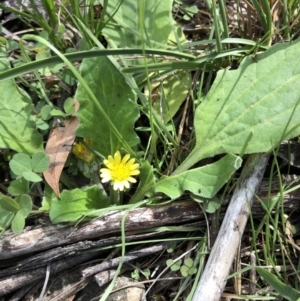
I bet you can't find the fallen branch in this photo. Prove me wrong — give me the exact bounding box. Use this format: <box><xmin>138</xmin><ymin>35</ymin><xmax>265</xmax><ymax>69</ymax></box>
<box><xmin>192</xmin><ymin>154</ymin><xmax>269</xmax><ymax>301</ymax></box>
<box><xmin>0</xmin><ymin>201</ymin><xmax>203</xmax><ymax>260</ymax></box>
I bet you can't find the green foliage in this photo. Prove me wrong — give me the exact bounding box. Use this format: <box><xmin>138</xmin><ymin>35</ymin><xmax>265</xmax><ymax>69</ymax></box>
<box><xmin>0</xmin><ymin>193</ymin><xmax>33</xmax><ymax>234</ymax></box>
<box><xmin>166</xmin><ymin>258</ymin><xmax>182</xmax><ymax>272</ymax></box>
<box><xmin>49</xmin><ymin>185</ymin><xmax>109</xmax><ymax>224</ymax></box>
<box><xmin>167</xmin><ymin>241</ymin><xmax>177</xmax><ymax>253</ymax></box>
<box><xmin>0</xmin><ymin>195</ymin><xmax>20</xmax><ymax>212</ymax></box>
<box><xmin>257</xmin><ymin>267</ymin><xmax>300</xmax><ymax>301</ymax></box>
<box><xmin>146</xmin><ymin>70</ymin><xmax>191</xmax><ymax>124</ymax></box>
<box><xmin>9</xmin><ymin>152</ymin><xmax>50</xmax><ymax>182</ymax></box>
<box><xmin>176</xmin><ymin>39</ymin><xmax>300</xmax><ymax>173</ymax></box>
<box><xmin>101</xmin><ymin>0</ymin><xmax>173</xmax><ymax>50</ymax></box>
<box><xmin>191</xmin><ymin>195</ymin><xmax>221</xmax><ymax>214</ymax></box>
<box><xmin>155</xmin><ymin>154</ymin><xmax>242</xmax><ymax>199</ymax></box>
<box><xmin>131</xmin><ymin>267</ymin><xmax>151</xmax><ymax>281</ymax></box>
<box><xmin>130</xmin><ymin>160</ymin><xmax>155</xmax><ymax>204</ymax></box>
<box><xmin>180</xmin><ymin>258</ymin><xmax>197</xmax><ymax>277</ymax></box>
<box><xmin>75</xmin><ymin>52</ymin><xmax>140</xmax><ymax>157</ymax></box>
<box><xmin>0</xmin><ymin>57</ymin><xmax>43</xmax><ymax>154</ymax></box>
<box><xmin>7</xmin><ymin>178</ymin><xmax>29</xmax><ymax>197</ymax></box>
<box><xmin>0</xmin><ymin>0</ymin><xmax>300</xmax><ymax>298</ymax></box>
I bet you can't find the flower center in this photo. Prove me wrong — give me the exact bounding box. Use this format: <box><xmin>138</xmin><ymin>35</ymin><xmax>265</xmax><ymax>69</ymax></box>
<box><xmin>111</xmin><ymin>163</ymin><xmax>131</xmax><ymax>181</ymax></box>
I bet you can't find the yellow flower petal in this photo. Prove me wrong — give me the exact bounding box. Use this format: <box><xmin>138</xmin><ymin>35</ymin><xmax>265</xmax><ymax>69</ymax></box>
<box><xmin>122</xmin><ymin>154</ymin><xmax>131</xmax><ymax>164</ymax></box>
<box><xmin>99</xmin><ymin>151</ymin><xmax>140</xmax><ymax>191</ymax></box>
<box><xmin>73</xmin><ymin>139</ymin><xmax>95</xmax><ymax>164</ymax></box>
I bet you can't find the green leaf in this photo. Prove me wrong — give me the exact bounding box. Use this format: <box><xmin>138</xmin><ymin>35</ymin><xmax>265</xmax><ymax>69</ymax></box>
<box><xmin>0</xmin><ymin>209</ymin><xmax>13</xmax><ymax>230</ymax></box>
<box><xmin>184</xmin><ymin>258</ymin><xmax>194</xmax><ymax>268</ymax></box>
<box><xmin>63</xmin><ymin>97</ymin><xmax>75</xmax><ymax>116</ymax></box>
<box><xmin>166</xmin><ymin>259</ymin><xmax>182</xmax><ymax>271</ymax></box>
<box><xmin>180</xmin><ymin>258</ymin><xmax>197</xmax><ymax>277</ymax></box>
<box><xmin>102</xmin><ymin>0</ymin><xmax>173</xmax><ymax>50</ymax></box>
<box><xmin>167</xmin><ymin>241</ymin><xmax>177</xmax><ymax>253</ymax></box>
<box><xmin>146</xmin><ymin>70</ymin><xmax>191</xmax><ymax>124</ymax></box>
<box><xmin>0</xmin><ymin>195</ymin><xmax>20</xmax><ymax>212</ymax></box>
<box><xmin>176</xmin><ymin>39</ymin><xmax>300</xmax><ymax>173</ymax></box>
<box><xmin>22</xmin><ymin>171</ymin><xmax>43</xmax><ymax>182</ymax></box>
<box><xmin>36</xmin><ymin>118</ymin><xmax>49</xmax><ymax>130</ymax></box>
<box><xmin>50</xmin><ymin>109</ymin><xmax>65</xmax><ymax>117</ymax></box>
<box><xmin>203</xmin><ymin>197</ymin><xmax>221</xmax><ymax>213</ymax></box>
<box><xmin>8</xmin><ymin>178</ymin><xmax>29</xmax><ymax>196</ymax></box>
<box><xmin>156</xmin><ymin>154</ymin><xmax>242</xmax><ymax>199</ymax></box>
<box><xmin>41</xmin><ymin>104</ymin><xmax>52</xmax><ymax>120</ymax></box>
<box><xmin>192</xmin><ymin>195</ymin><xmax>221</xmax><ymax>214</ymax></box>
<box><xmin>19</xmin><ymin>194</ymin><xmax>32</xmax><ymax>217</ymax></box>
<box><xmin>256</xmin><ymin>267</ymin><xmax>300</xmax><ymax>301</ymax></box>
<box><xmin>0</xmin><ymin>57</ymin><xmax>43</xmax><ymax>155</ymax></box>
<box><xmin>39</xmin><ymin>184</ymin><xmax>55</xmax><ymax>212</ymax></box>
<box><xmin>75</xmin><ymin>53</ymin><xmax>140</xmax><ymax>157</ymax></box>
<box><xmin>180</xmin><ymin>265</ymin><xmax>190</xmax><ymax>277</ymax></box>
<box><xmin>189</xmin><ymin>267</ymin><xmax>197</xmax><ymax>275</ymax></box>
<box><xmin>9</xmin><ymin>153</ymin><xmax>32</xmax><ymax>176</ymax></box>
<box><xmin>142</xmin><ymin>268</ymin><xmax>151</xmax><ymax>278</ymax></box>
<box><xmin>11</xmin><ymin>211</ymin><xmax>25</xmax><ymax>233</ymax></box>
<box><xmin>31</xmin><ymin>152</ymin><xmax>50</xmax><ymax>173</ymax></box>
<box><xmin>130</xmin><ymin>160</ymin><xmax>155</xmax><ymax>203</ymax></box>
<box><xmin>49</xmin><ymin>185</ymin><xmax>109</xmax><ymax>223</ymax></box>
<box><xmin>131</xmin><ymin>269</ymin><xmax>140</xmax><ymax>281</ymax></box>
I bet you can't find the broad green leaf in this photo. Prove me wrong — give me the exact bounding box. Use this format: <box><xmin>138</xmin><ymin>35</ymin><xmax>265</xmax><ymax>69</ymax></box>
<box><xmin>0</xmin><ymin>209</ymin><xmax>13</xmax><ymax>230</ymax></box>
<box><xmin>41</xmin><ymin>104</ymin><xmax>52</xmax><ymax>120</ymax></box>
<box><xmin>8</xmin><ymin>178</ymin><xmax>29</xmax><ymax>196</ymax></box>
<box><xmin>63</xmin><ymin>97</ymin><xmax>75</xmax><ymax>116</ymax></box>
<box><xmin>0</xmin><ymin>57</ymin><xmax>43</xmax><ymax>154</ymax></box>
<box><xmin>176</xmin><ymin>39</ymin><xmax>300</xmax><ymax>173</ymax></box>
<box><xmin>130</xmin><ymin>160</ymin><xmax>155</xmax><ymax>204</ymax></box>
<box><xmin>75</xmin><ymin>54</ymin><xmax>140</xmax><ymax>157</ymax></box>
<box><xmin>50</xmin><ymin>109</ymin><xmax>64</xmax><ymax>117</ymax></box>
<box><xmin>0</xmin><ymin>195</ymin><xmax>20</xmax><ymax>212</ymax></box>
<box><xmin>23</xmin><ymin>171</ymin><xmax>43</xmax><ymax>182</ymax></box>
<box><xmin>49</xmin><ymin>185</ymin><xmax>109</xmax><ymax>223</ymax></box>
<box><xmin>9</xmin><ymin>153</ymin><xmax>32</xmax><ymax>176</ymax></box>
<box><xmin>146</xmin><ymin>70</ymin><xmax>191</xmax><ymax>124</ymax></box>
<box><xmin>191</xmin><ymin>195</ymin><xmax>221</xmax><ymax>213</ymax></box>
<box><xmin>168</xmin><ymin>23</ymin><xmax>188</xmax><ymax>46</ymax></box>
<box><xmin>11</xmin><ymin>211</ymin><xmax>25</xmax><ymax>233</ymax></box>
<box><xmin>203</xmin><ymin>197</ymin><xmax>221</xmax><ymax>213</ymax></box>
<box><xmin>36</xmin><ymin>118</ymin><xmax>49</xmax><ymax>130</ymax></box>
<box><xmin>101</xmin><ymin>0</ymin><xmax>173</xmax><ymax>50</ymax></box>
<box><xmin>39</xmin><ymin>184</ymin><xmax>55</xmax><ymax>212</ymax></box>
<box><xmin>256</xmin><ymin>267</ymin><xmax>300</xmax><ymax>301</ymax></box>
<box><xmin>31</xmin><ymin>152</ymin><xmax>50</xmax><ymax>173</ymax></box>
<box><xmin>19</xmin><ymin>194</ymin><xmax>32</xmax><ymax>217</ymax></box>
<box><xmin>156</xmin><ymin>154</ymin><xmax>242</xmax><ymax>199</ymax></box>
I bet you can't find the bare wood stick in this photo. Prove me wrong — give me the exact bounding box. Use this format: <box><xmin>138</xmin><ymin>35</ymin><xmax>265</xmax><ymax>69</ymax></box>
<box><xmin>0</xmin><ymin>201</ymin><xmax>203</xmax><ymax>260</ymax></box>
<box><xmin>0</xmin><ymin>231</ymin><xmax>173</xmax><ymax>278</ymax></box>
<box><xmin>192</xmin><ymin>154</ymin><xmax>269</xmax><ymax>301</ymax></box>
<box><xmin>82</xmin><ymin>243</ymin><xmax>167</xmax><ymax>277</ymax></box>
<box><xmin>1</xmin><ymin>178</ymin><xmax>299</xmax><ymax>265</ymax></box>
<box><xmin>0</xmin><ymin>252</ymin><xmax>100</xmax><ymax>297</ymax></box>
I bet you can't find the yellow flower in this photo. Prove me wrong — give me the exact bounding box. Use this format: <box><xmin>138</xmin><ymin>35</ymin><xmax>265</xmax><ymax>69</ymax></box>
<box><xmin>72</xmin><ymin>138</ymin><xmax>95</xmax><ymax>164</ymax></box>
<box><xmin>100</xmin><ymin>151</ymin><xmax>140</xmax><ymax>191</ymax></box>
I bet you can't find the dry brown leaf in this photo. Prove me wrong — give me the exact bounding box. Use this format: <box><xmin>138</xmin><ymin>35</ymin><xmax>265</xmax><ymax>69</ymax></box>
<box><xmin>43</xmin><ymin>116</ymin><xmax>79</xmax><ymax>197</ymax></box>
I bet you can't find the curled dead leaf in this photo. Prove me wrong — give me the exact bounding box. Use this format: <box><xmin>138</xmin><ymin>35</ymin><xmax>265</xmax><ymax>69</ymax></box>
<box><xmin>43</xmin><ymin>116</ymin><xmax>79</xmax><ymax>197</ymax></box>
